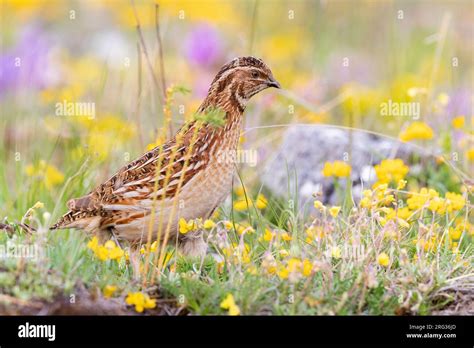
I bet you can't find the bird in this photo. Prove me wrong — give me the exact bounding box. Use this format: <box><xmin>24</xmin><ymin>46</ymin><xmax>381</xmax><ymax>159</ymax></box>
<box><xmin>51</xmin><ymin>56</ymin><xmax>280</xmax><ymax>257</ymax></box>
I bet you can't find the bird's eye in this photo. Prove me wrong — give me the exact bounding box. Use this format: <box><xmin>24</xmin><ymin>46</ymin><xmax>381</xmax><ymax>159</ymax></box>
<box><xmin>251</xmin><ymin>71</ymin><xmax>259</xmax><ymax>78</ymax></box>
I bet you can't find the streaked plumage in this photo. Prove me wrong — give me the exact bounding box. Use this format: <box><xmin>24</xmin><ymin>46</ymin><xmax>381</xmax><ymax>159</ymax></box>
<box><xmin>51</xmin><ymin>56</ymin><xmax>280</xmax><ymax>256</ymax></box>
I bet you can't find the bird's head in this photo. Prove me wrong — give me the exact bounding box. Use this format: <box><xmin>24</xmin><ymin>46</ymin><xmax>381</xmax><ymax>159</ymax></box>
<box><xmin>200</xmin><ymin>56</ymin><xmax>280</xmax><ymax>113</ymax></box>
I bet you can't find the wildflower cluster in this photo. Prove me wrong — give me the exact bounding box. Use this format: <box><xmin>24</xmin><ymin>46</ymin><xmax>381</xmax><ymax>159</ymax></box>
<box><xmin>125</xmin><ymin>292</ymin><xmax>157</xmax><ymax>313</ymax></box>
<box><xmin>399</xmin><ymin>121</ymin><xmax>434</xmax><ymax>142</ymax></box>
<box><xmin>220</xmin><ymin>294</ymin><xmax>240</xmax><ymax>315</ymax></box>
<box><xmin>233</xmin><ymin>187</ymin><xmax>268</xmax><ymax>211</ymax></box>
<box><xmin>87</xmin><ymin>237</ymin><xmax>124</xmax><ymax>261</ymax></box>
<box><xmin>25</xmin><ymin>160</ymin><xmax>64</xmax><ymax>190</ymax></box>
<box><xmin>178</xmin><ymin>217</ymin><xmax>216</xmax><ymax>234</ymax></box>
<box><xmin>374</xmin><ymin>158</ymin><xmax>409</xmax><ymax>187</ymax></box>
<box><xmin>407</xmin><ymin>189</ymin><xmax>465</xmax><ymax>215</ymax></box>
<box><xmin>322</xmin><ymin>160</ymin><xmax>351</xmax><ymax>178</ymax></box>
<box><xmin>277</xmin><ymin>257</ymin><xmax>313</xmax><ymax>281</ymax></box>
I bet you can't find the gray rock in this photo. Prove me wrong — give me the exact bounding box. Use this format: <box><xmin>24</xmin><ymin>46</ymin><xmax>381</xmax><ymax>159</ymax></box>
<box><xmin>261</xmin><ymin>126</ymin><xmax>414</xmax><ymax>206</ymax></box>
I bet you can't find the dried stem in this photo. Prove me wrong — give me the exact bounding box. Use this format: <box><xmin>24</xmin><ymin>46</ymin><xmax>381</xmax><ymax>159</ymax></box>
<box><xmin>155</xmin><ymin>4</ymin><xmax>173</xmax><ymax>138</ymax></box>
<box><xmin>155</xmin><ymin>4</ymin><xmax>167</xmax><ymax>100</ymax></box>
<box><xmin>130</xmin><ymin>0</ymin><xmax>163</xmax><ymax>106</ymax></box>
<box><xmin>134</xmin><ymin>42</ymin><xmax>144</xmax><ymax>149</ymax></box>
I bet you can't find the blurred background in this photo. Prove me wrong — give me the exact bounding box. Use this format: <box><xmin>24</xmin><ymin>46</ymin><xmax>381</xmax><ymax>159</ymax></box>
<box><xmin>0</xmin><ymin>0</ymin><xmax>472</xmax><ymax>214</ymax></box>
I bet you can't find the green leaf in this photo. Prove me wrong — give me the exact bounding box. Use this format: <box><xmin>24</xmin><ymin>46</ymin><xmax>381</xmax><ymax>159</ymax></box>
<box><xmin>194</xmin><ymin>107</ymin><xmax>226</xmax><ymax>128</ymax></box>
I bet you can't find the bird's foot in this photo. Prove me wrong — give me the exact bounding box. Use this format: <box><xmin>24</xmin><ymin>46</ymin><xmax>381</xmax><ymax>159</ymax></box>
<box><xmin>180</xmin><ymin>231</ymin><xmax>208</xmax><ymax>258</ymax></box>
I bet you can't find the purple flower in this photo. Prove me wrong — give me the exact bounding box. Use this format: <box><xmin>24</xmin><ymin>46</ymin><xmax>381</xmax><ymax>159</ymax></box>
<box><xmin>0</xmin><ymin>26</ymin><xmax>54</xmax><ymax>96</ymax></box>
<box><xmin>184</xmin><ymin>24</ymin><xmax>222</xmax><ymax>68</ymax></box>
<box><xmin>446</xmin><ymin>87</ymin><xmax>472</xmax><ymax>118</ymax></box>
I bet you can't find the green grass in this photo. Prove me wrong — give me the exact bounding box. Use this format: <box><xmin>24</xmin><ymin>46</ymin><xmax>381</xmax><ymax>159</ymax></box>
<box><xmin>0</xmin><ymin>168</ymin><xmax>472</xmax><ymax>315</ymax></box>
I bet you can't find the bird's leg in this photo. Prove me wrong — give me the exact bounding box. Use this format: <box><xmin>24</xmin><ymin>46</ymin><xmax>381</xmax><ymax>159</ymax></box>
<box><xmin>128</xmin><ymin>248</ymin><xmax>141</xmax><ymax>280</ymax></box>
<box><xmin>179</xmin><ymin>229</ymin><xmax>208</xmax><ymax>258</ymax></box>
<box><xmin>109</xmin><ymin>227</ymin><xmax>123</xmax><ymax>249</ymax></box>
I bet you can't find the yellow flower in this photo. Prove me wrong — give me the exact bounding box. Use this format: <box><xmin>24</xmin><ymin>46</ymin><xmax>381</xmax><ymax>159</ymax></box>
<box><xmin>321</xmin><ymin>162</ymin><xmax>333</xmax><ymax>177</ymax></box>
<box><xmin>451</xmin><ymin>116</ymin><xmax>465</xmax><ymax>129</ymax></box>
<box><xmin>103</xmin><ymin>240</ymin><xmax>124</xmax><ymax>260</ymax></box>
<box><xmin>407</xmin><ymin>188</ymin><xmax>434</xmax><ymax>210</ymax></box>
<box><xmin>302</xmin><ymin>259</ymin><xmax>312</xmax><ymax>277</ymax></box>
<box><xmin>104</xmin><ymin>240</ymin><xmax>116</xmax><ymax>249</ymax></box>
<box><xmin>25</xmin><ymin>160</ymin><xmax>65</xmax><ymax>189</ymax></box>
<box><xmin>445</xmin><ymin>192</ymin><xmax>465</xmax><ymax>212</ymax></box>
<box><xmin>361</xmin><ymin>184</ymin><xmax>396</xmax><ymax>209</ymax></box>
<box><xmin>278</xmin><ymin>266</ymin><xmax>289</xmax><ymax>279</ymax></box>
<box><xmin>314</xmin><ymin>200</ymin><xmax>324</xmax><ymax>211</ymax></box>
<box><xmin>467</xmin><ymin>149</ymin><xmax>474</xmax><ymax>162</ymax></box>
<box><xmin>397</xmin><ymin>218</ymin><xmax>410</xmax><ymax>229</ymax></box>
<box><xmin>233</xmin><ymin>198</ymin><xmax>249</xmax><ymax>211</ymax></box>
<box><xmin>449</xmin><ymin>227</ymin><xmax>462</xmax><ymax>241</ymax></box>
<box><xmin>397</xmin><ymin>179</ymin><xmax>407</xmax><ymax>190</ymax></box>
<box><xmin>255</xmin><ymin>194</ymin><xmax>268</xmax><ymax>210</ymax></box>
<box><xmin>428</xmin><ymin>196</ymin><xmax>446</xmax><ymax>214</ymax></box>
<box><xmin>329</xmin><ymin>206</ymin><xmax>341</xmax><ymax>218</ymax></box>
<box><xmin>455</xmin><ymin>220</ymin><xmax>474</xmax><ymax>236</ymax></box>
<box><xmin>223</xmin><ymin>221</ymin><xmax>233</xmax><ymax>230</ymax></box>
<box><xmin>31</xmin><ymin>201</ymin><xmax>44</xmax><ymax>210</ymax></box>
<box><xmin>399</xmin><ymin>121</ymin><xmax>434</xmax><ymax>142</ymax></box>
<box><xmin>305</xmin><ymin>226</ymin><xmax>323</xmax><ymax>243</ymax></box>
<box><xmin>235</xmin><ymin>223</ymin><xmax>254</xmax><ymax>235</ymax></box>
<box><xmin>281</xmin><ymin>232</ymin><xmax>292</xmax><ymax>241</ymax></box>
<box><xmin>87</xmin><ymin>238</ymin><xmax>124</xmax><ymax>261</ymax></box>
<box><xmin>179</xmin><ymin>218</ymin><xmax>196</xmax><ymax>234</ymax></box>
<box><xmin>262</xmin><ymin>31</ymin><xmax>302</xmax><ymax>63</ymax></box>
<box><xmin>220</xmin><ymin>294</ymin><xmax>240</xmax><ymax>316</ymax></box>
<box><xmin>340</xmin><ymin>82</ymin><xmax>382</xmax><ymax>116</ymax></box>
<box><xmin>377</xmin><ymin>252</ymin><xmax>390</xmax><ymax>267</ymax></box>
<box><xmin>125</xmin><ymin>292</ymin><xmax>156</xmax><ymax>313</ymax></box>
<box><xmin>228</xmin><ymin>304</ymin><xmax>240</xmax><ymax>316</ymax></box>
<box><xmin>407</xmin><ymin>189</ymin><xmax>465</xmax><ymax>215</ymax></box>
<box><xmin>95</xmin><ymin>246</ymin><xmax>109</xmax><ymax>261</ymax></box>
<box><xmin>331</xmin><ymin>246</ymin><xmax>342</xmax><ymax>259</ymax></box>
<box><xmin>103</xmin><ymin>285</ymin><xmax>117</xmax><ymax>298</ymax></box>
<box><xmin>87</xmin><ymin>237</ymin><xmax>99</xmax><ymax>253</ymax></box>
<box><xmin>86</xmin><ymin>130</ymin><xmax>115</xmax><ymax>161</ymax></box>
<box><xmin>396</xmin><ymin>207</ymin><xmax>412</xmax><ymax>221</ymax></box>
<box><xmin>374</xmin><ymin>159</ymin><xmax>409</xmax><ymax>185</ymax></box>
<box><xmin>246</xmin><ymin>264</ymin><xmax>258</xmax><ymax>275</ymax></box>
<box><xmin>287</xmin><ymin>258</ymin><xmax>302</xmax><ymax>273</ymax></box>
<box><xmin>234</xmin><ymin>186</ymin><xmax>246</xmax><ymax>197</ymax></box>
<box><xmin>416</xmin><ymin>236</ymin><xmax>438</xmax><ymax>252</ymax></box>
<box><xmin>76</xmin><ymin>114</ymin><xmax>136</xmax><ymax>161</ymax></box>
<box><xmin>234</xmin><ymin>194</ymin><xmax>268</xmax><ymax>211</ymax></box>
<box><xmin>146</xmin><ymin>136</ymin><xmax>165</xmax><ymax>151</ymax></box>
<box><xmin>383</xmin><ymin>207</ymin><xmax>412</xmax><ymax>231</ymax></box>
<box><xmin>108</xmin><ymin>245</ymin><xmax>125</xmax><ymax>260</ymax></box>
<box><xmin>141</xmin><ymin>242</ymin><xmax>158</xmax><ymax>255</ymax></box>
<box><xmin>322</xmin><ymin>161</ymin><xmax>351</xmax><ymax>178</ymax></box>
<box><xmin>203</xmin><ymin>219</ymin><xmax>216</xmax><ymax>229</ymax></box>
<box><xmin>360</xmin><ymin>190</ymin><xmax>373</xmax><ymax>209</ymax></box>
<box><xmin>263</xmin><ymin>228</ymin><xmax>275</xmax><ymax>242</ymax></box>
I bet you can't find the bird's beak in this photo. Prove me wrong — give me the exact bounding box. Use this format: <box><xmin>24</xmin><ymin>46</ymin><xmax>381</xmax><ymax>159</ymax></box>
<box><xmin>267</xmin><ymin>78</ymin><xmax>281</xmax><ymax>89</ymax></box>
